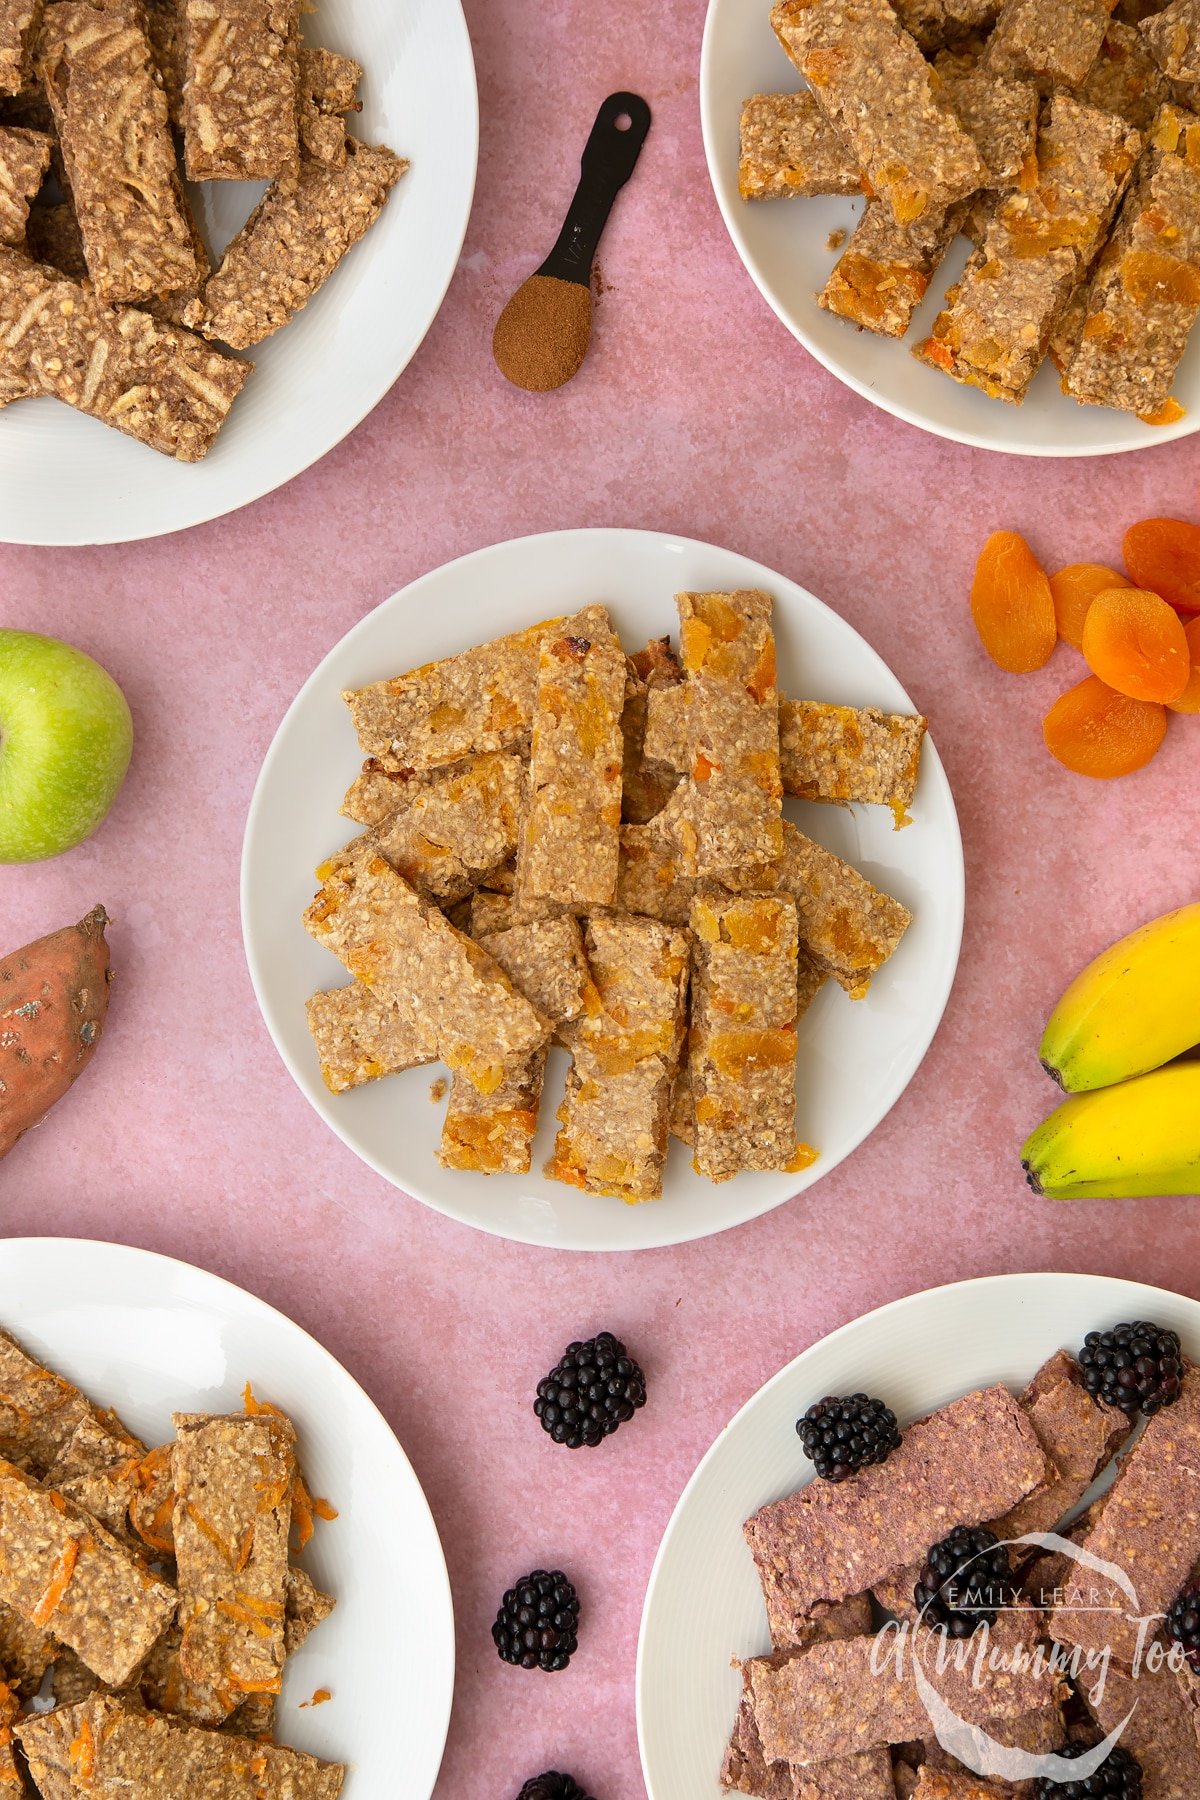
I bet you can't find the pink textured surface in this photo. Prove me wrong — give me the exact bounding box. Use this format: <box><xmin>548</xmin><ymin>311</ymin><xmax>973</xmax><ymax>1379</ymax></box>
<box><xmin>3</xmin><ymin>2</ymin><xmax>1200</xmax><ymax>1795</ymax></box>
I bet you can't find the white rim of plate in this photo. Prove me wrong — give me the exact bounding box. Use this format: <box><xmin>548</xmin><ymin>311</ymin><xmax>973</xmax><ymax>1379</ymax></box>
<box><xmin>0</xmin><ymin>1236</ymin><xmax>455</xmax><ymax>1798</ymax></box>
<box><xmin>241</xmin><ymin>526</ymin><xmax>965</xmax><ymax>1251</ymax></box>
<box><xmin>635</xmin><ymin>1269</ymin><xmax>1198</xmax><ymax>1795</ymax></box>
<box><xmin>697</xmin><ymin>1</ymin><xmax>1197</xmax><ymax>459</ymax></box>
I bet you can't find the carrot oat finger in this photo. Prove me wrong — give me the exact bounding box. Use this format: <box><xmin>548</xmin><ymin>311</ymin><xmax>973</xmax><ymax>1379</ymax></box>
<box><xmin>45</xmin><ymin>1409</ymin><xmax>145</xmax><ymax>1546</ymax></box>
<box><xmin>770</xmin><ymin>0</ymin><xmax>986</xmax><ymax>226</ymax></box>
<box><xmin>37</xmin><ymin>0</ymin><xmax>199</xmax><ymax>304</ymax></box>
<box><xmin>737</xmin><ymin>91</ymin><xmax>860</xmax><ymax>201</ymax></box>
<box><xmin>915</xmin><ymin>96</ymin><xmax>1142</xmax><ymax>404</ymax></box>
<box><xmin>515</xmin><ymin>605</ymin><xmax>626</xmax><ymax>914</ymax></box>
<box><xmin>0</xmin><ymin>1459</ymin><xmax>175</xmax><ymax>1685</ymax></box>
<box><xmin>548</xmin><ymin>914</ymin><xmax>689</xmax><ymax>1204</ymax></box>
<box><xmin>1065</xmin><ymin>103</ymin><xmax>1200</xmax><ymax>418</ymax></box>
<box><xmin>171</xmin><ymin>1409</ymin><xmax>295</xmax><ymax>1709</ymax></box>
<box><xmin>304</xmin><ymin>852</ymin><xmax>551</xmax><ymax>1096</ymax></box>
<box><xmin>0</xmin><ymin>123</ymin><xmax>47</xmax><ymax>246</ymax></box>
<box><xmin>0</xmin><ymin>247</ymin><xmax>250</xmax><ymax>459</ymax></box>
<box><xmin>655</xmin><ymin>589</ymin><xmax>783</xmax><ymax>878</ymax></box>
<box><xmin>986</xmin><ymin>0</ymin><xmax>1119</xmax><ymax>85</ymax></box>
<box><xmin>344</xmin><ymin>620</ymin><xmax>561</xmax><ymax>773</ymax></box>
<box><xmin>298</xmin><ymin>45</ymin><xmax>361</xmax><ymax>169</ymax></box>
<box><xmin>688</xmin><ymin>891</ymin><xmax>802</xmax><ymax>1182</ymax></box>
<box><xmin>181</xmin><ymin>0</ymin><xmax>299</xmax><ymax>182</ymax></box>
<box><xmin>0</xmin><ymin>1326</ymin><xmax>95</xmax><ymax>1476</ymax></box>
<box><xmin>0</xmin><ymin>0</ymin><xmax>42</xmax><ymax>94</ymax></box>
<box><xmin>305</xmin><ymin>981</ymin><xmax>437</xmax><ymax>1093</ymax></box>
<box><xmin>195</xmin><ymin>139</ymin><xmax>406</xmax><ymax>348</ymax></box>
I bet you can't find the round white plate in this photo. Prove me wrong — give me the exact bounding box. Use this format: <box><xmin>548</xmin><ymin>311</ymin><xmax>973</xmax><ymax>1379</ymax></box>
<box><xmin>637</xmin><ymin>1271</ymin><xmax>1200</xmax><ymax>1800</ymax></box>
<box><xmin>241</xmin><ymin>527</ymin><xmax>964</xmax><ymax>1253</ymax></box>
<box><xmin>0</xmin><ymin>1238</ymin><xmax>453</xmax><ymax>1800</ymax></box>
<box><xmin>0</xmin><ymin>0</ymin><xmax>477</xmax><ymax>545</ymax></box>
<box><xmin>700</xmin><ymin>0</ymin><xmax>1199</xmax><ymax>458</ymax></box>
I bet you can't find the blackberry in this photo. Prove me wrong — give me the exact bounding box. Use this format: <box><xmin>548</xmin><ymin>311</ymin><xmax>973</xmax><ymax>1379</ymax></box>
<box><xmin>796</xmin><ymin>1393</ymin><xmax>901</xmax><ymax>1482</ymax></box>
<box><xmin>1166</xmin><ymin>1581</ymin><xmax>1200</xmax><ymax>1672</ymax></box>
<box><xmin>1032</xmin><ymin>1743</ymin><xmax>1143</xmax><ymax>1797</ymax></box>
<box><xmin>515</xmin><ymin>1776</ymin><xmax>594</xmax><ymax>1800</ymax></box>
<box><xmin>493</xmin><ymin>1570</ymin><xmax>579</xmax><ymax>1672</ymax></box>
<box><xmin>914</xmin><ymin>1525</ymin><xmax>1017</xmax><ymax>1637</ymax></box>
<box><xmin>534</xmin><ymin>1332</ymin><xmax>646</xmax><ymax>1449</ymax></box>
<box><xmin>1078</xmin><ymin>1321</ymin><xmax>1182</xmax><ymax>1417</ymax></box>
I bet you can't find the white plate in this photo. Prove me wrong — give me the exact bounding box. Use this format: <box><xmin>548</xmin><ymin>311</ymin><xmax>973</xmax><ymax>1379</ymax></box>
<box><xmin>0</xmin><ymin>1238</ymin><xmax>453</xmax><ymax>1800</ymax></box>
<box><xmin>637</xmin><ymin>1271</ymin><xmax>1200</xmax><ymax>1800</ymax></box>
<box><xmin>0</xmin><ymin>0</ymin><xmax>477</xmax><ymax>545</ymax></box>
<box><xmin>241</xmin><ymin>527</ymin><xmax>964</xmax><ymax>1253</ymax></box>
<box><xmin>699</xmin><ymin>0</ymin><xmax>1199</xmax><ymax>458</ymax></box>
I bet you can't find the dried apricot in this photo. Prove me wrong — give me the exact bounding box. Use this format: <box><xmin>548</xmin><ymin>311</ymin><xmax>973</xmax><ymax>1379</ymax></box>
<box><xmin>1048</xmin><ymin>563</ymin><xmax>1130</xmax><ymax>650</ymax></box>
<box><xmin>1169</xmin><ymin>617</ymin><xmax>1200</xmax><ymax>714</ymax></box>
<box><xmin>1123</xmin><ymin>518</ymin><xmax>1200</xmax><ymax>613</ymax></box>
<box><xmin>970</xmin><ymin>531</ymin><xmax>1057</xmax><ymax>672</ymax></box>
<box><xmin>1081</xmin><ymin>587</ymin><xmax>1190</xmax><ymax>702</ymax></box>
<box><xmin>1043</xmin><ymin>675</ymin><xmax>1167</xmax><ymax>779</ymax></box>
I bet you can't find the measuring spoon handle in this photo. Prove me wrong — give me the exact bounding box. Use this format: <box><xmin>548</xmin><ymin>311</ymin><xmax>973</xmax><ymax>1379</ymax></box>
<box><xmin>537</xmin><ymin>91</ymin><xmax>652</xmax><ymax>287</ymax></box>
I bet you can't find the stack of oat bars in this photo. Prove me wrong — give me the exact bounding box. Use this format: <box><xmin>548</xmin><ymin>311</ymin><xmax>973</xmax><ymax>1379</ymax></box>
<box><xmin>742</xmin><ymin>0</ymin><xmax>1200</xmax><ymax>423</ymax></box>
<box><xmin>726</xmin><ymin>1342</ymin><xmax>1200</xmax><ymax>1800</ymax></box>
<box><xmin>302</xmin><ymin>592</ymin><xmax>925</xmax><ymax>1203</ymax></box>
<box><xmin>0</xmin><ymin>1325</ymin><xmax>343</xmax><ymax>1798</ymax></box>
<box><xmin>0</xmin><ymin>0</ymin><xmax>405</xmax><ymax>459</ymax></box>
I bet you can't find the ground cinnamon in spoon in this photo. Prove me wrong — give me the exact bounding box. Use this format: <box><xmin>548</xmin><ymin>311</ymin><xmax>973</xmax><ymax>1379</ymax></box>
<box><xmin>493</xmin><ymin>274</ymin><xmax>593</xmax><ymax>391</ymax></box>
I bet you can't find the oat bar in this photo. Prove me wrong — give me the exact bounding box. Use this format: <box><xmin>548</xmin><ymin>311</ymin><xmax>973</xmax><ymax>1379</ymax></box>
<box><xmin>749</xmin><ymin>822</ymin><xmax>911</xmax><ymax>997</ymax></box>
<box><xmin>181</xmin><ymin>0</ymin><xmax>298</xmax><ymax>182</ymax></box>
<box><xmin>304</xmin><ymin>852</ymin><xmax>551</xmax><ymax>1095</ymax></box>
<box><xmin>0</xmin><ymin>246</ymin><xmax>249</xmax><ymax>457</ymax></box>
<box><xmin>516</xmin><ymin>605</ymin><xmax>626</xmax><ymax>913</ymax></box>
<box><xmin>687</xmin><ymin>891</ymin><xmax>800</xmax><ymax>1182</ymax></box>
<box><xmin>0</xmin><ymin>123</ymin><xmax>46</xmax><ymax>246</ymax></box>
<box><xmin>0</xmin><ymin>1327</ymin><xmax>95</xmax><ymax>1476</ymax></box>
<box><xmin>724</xmin><ymin>1668</ymin><xmax>894</xmax><ymax>1799</ymax></box>
<box><xmin>196</xmin><ymin>138</ymin><xmax>406</xmax><ymax>348</ymax></box>
<box><xmin>345</xmin><ymin>622</ymin><xmax>558</xmax><ymax>775</ymax></box>
<box><xmin>1082</xmin><ymin>1665</ymin><xmax>1200</xmax><ymax>1795</ymax></box>
<box><xmin>438</xmin><ymin>1048</ymin><xmax>547</xmax><ymax>1175</ymax></box>
<box><xmin>1065</xmin><ymin>105</ymin><xmax>1200</xmax><ymax>418</ymax></box>
<box><xmin>23</xmin><ymin>198</ymin><xmax>86</xmax><ymax>278</ymax></box>
<box><xmin>986</xmin><ymin>0</ymin><xmax>1119</xmax><ymax>85</ymax></box>
<box><xmin>1050</xmin><ymin>1362</ymin><xmax>1200</xmax><ymax>1664</ymax></box>
<box><xmin>299</xmin><ymin>45</ymin><xmax>360</xmax><ymax>168</ymax></box>
<box><xmin>996</xmin><ymin>1349</ymin><xmax>1130</xmax><ymax>1543</ymax></box>
<box><xmin>622</xmin><ymin>637</ymin><xmax>682</xmax><ymax>825</ymax></box>
<box><xmin>820</xmin><ymin>200</ymin><xmax>962</xmax><ymax>338</ymax></box>
<box><xmin>655</xmin><ymin>589</ymin><xmax>783</xmax><ymax>877</ymax></box>
<box><xmin>333</xmin><ymin>751</ymin><xmax>523</xmax><ymax>904</ymax></box>
<box><xmin>305</xmin><ymin>981</ymin><xmax>437</xmax><ymax>1093</ymax></box>
<box><xmin>1080</xmin><ymin>19</ymin><xmax>1168</xmax><ymax>127</ymax></box>
<box><xmin>0</xmin><ymin>0</ymin><xmax>41</xmax><ymax>93</ymax></box>
<box><xmin>547</xmin><ymin>913</ymin><xmax>689</xmax><ymax>1204</ymax></box>
<box><xmin>1142</xmin><ymin>0</ymin><xmax>1200</xmax><ymax>76</ymax></box>
<box><xmin>744</xmin><ymin>1384</ymin><xmax>1049</xmax><ymax>1636</ymax></box>
<box><xmin>780</xmin><ymin>700</ymin><xmax>927</xmax><ymax>821</ymax></box>
<box><xmin>915</xmin><ymin>97</ymin><xmax>1141</xmax><ymax>403</ymax></box>
<box><xmin>890</xmin><ymin>0</ymin><xmax>1001</xmax><ymax>44</ymax></box>
<box><xmin>746</xmin><ymin>1611</ymin><xmax>1060</xmax><ymax>1766</ymax></box>
<box><xmin>0</xmin><ymin>1604</ymin><xmax>54</xmax><ymax>1697</ymax></box>
<box><xmin>738</xmin><ymin>91</ymin><xmax>861</xmax><ymax>201</ymax></box>
<box><xmin>143</xmin><ymin>0</ymin><xmax>184</xmax><ymax>121</ymax></box>
<box><xmin>770</xmin><ymin>0</ymin><xmax>986</xmax><ymax>227</ymax></box>
<box><xmin>38</xmin><ymin>0</ymin><xmax>198</xmax><ymax>304</ymax></box>
<box><xmin>45</xmin><ymin>1408</ymin><xmax>145</xmax><ymax>1545</ymax></box>
<box><xmin>172</xmin><ymin>1409</ymin><xmax>294</xmax><ymax>1706</ymax></box>
<box><xmin>18</xmin><ymin>1694</ymin><xmax>345</xmax><ymax>1799</ymax></box>
<box><xmin>0</xmin><ymin>1458</ymin><xmax>175</xmax><ymax>1685</ymax></box>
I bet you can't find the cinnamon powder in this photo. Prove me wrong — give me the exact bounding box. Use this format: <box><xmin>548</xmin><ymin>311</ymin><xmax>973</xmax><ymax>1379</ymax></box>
<box><xmin>493</xmin><ymin>274</ymin><xmax>593</xmax><ymax>391</ymax></box>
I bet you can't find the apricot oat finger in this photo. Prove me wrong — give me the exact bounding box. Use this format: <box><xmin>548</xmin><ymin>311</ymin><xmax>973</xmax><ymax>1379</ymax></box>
<box><xmin>779</xmin><ymin>700</ymin><xmax>927</xmax><ymax>823</ymax></box>
<box><xmin>0</xmin><ymin>0</ymin><xmax>42</xmax><ymax>93</ymax></box>
<box><xmin>0</xmin><ymin>122</ymin><xmax>48</xmax><ymax>246</ymax></box>
<box><xmin>334</xmin><ymin>751</ymin><xmax>524</xmax><ymax>903</ymax></box>
<box><xmin>181</xmin><ymin>0</ymin><xmax>299</xmax><ymax>182</ymax></box>
<box><xmin>986</xmin><ymin>0</ymin><xmax>1121</xmax><ymax>85</ymax></box>
<box><xmin>38</xmin><ymin>0</ymin><xmax>199</xmax><ymax>305</ymax></box>
<box><xmin>738</xmin><ymin>91</ymin><xmax>860</xmax><ymax>201</ymax></box>
<box><xmin>305</xmin><ymin>982</ymin><xmax>438</xmax><ymax>1093</ymax></box>
<box><xmin>1141</xmin><ymin>0</ymin><xmax>1200</xmax><ymax>79</ymax></box>
<box><xmin>196</xmin><ymin>139</ymin><xmax>407</xmax><ymax>349</ymax></box>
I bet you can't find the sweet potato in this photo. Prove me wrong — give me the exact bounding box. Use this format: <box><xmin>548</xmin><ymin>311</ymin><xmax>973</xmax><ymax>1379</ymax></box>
<box><xmin>0</xmin><ymin>907</ymin><xmax>112</xmax><ymax>1160</ymax></box>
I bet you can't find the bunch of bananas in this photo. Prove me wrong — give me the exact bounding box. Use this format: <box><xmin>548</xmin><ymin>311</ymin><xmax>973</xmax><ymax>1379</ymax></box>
<box><xmin>1022</xmin><ymin>903</ymin><xmax>1200</xmax><ymax>1199</ymax></box>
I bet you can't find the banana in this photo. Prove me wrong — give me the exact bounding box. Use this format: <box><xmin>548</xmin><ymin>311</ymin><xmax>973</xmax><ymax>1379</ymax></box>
<box><xmin>1023</xmin><ymin>1064</ymin><xmax>1200</xmax><ymax>1199</ymax></box>
<box><xmin>1040</xmin><ymin>901</ymin><xmax>1200</xmax><ymax>1092</ymax></box>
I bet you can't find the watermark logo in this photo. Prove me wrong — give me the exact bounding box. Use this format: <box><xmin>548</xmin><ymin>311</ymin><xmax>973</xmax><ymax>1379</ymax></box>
<box><xmin>871</xmin><ymin>1530</ymin><xmax>1184</xmax><ymax>1784</ymax></box>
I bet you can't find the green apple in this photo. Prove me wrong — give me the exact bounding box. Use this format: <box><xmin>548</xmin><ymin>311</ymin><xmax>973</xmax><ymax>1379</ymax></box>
<box><xmin>0</xmin><ymin>629</ymin><xmax>133</xmax><ymax>862</ymax></box>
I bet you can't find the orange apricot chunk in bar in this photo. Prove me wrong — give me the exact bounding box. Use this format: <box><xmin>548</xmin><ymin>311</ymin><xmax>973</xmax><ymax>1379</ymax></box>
<box><xmin>971</xmin><ymin>531</ymin><xmax>1057</xmax><ymax>673</ymax></box>
<box><xmin>1081</xmin><ymin>587</ymin><xmax>1191</xmax><ymax>702</ymax></box>
<box><xmin>1169</xmin><ymin>616</ymin><xmax>1200</xmax><ymax>713</ymax></box>
<box><xmin>1043</xmin><ymin>674</ymin><xmax>1167</xmax><ymax>778</ymax></box>
<box><xmin>1123</xmin><ymin>517</ymin><xmax>1200</xmax><ymax>613</ymax></box>
<box><xmin>1049</xmin><ymin>564</ymin><xmax>1130</xmax><ymax>650</ymax></box>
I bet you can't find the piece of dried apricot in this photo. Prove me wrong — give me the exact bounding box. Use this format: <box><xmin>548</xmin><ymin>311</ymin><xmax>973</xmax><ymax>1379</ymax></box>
<box><xmin>1048</xmin><ymin>563</ymin><xmax>1130</xmax><ymax>650</ymax></box>
<box><xmin>970</xmin><ymin>531</ymin><xmax>1057</xmax><ymax>672</ymax></box>
<box><xmin>1081</xmin><ymin>587</ymin><xmax>1190</xmax><ymax>702</ymax></box>
<box><xmin>1043</xmin><ymin>675</ymin><xmax>1167</xmax><ymax>779</ymax></box>
<box><xmin>1169</xmin><ymin>616</ymin><xmax>1200</xmax><ymax>714</ymax></box>
<box><xmin>1123</xmin><ymin>517</ymin><xmax>1200</xmax><ymax>613</ymax></box>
